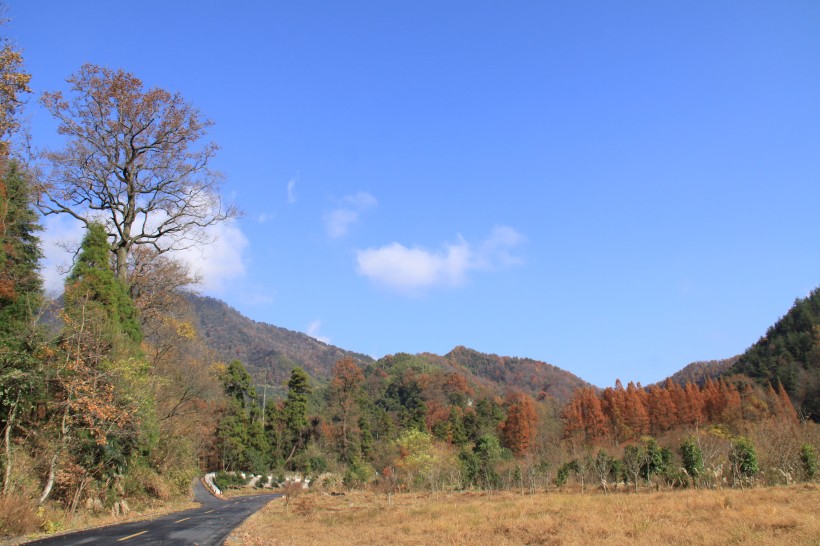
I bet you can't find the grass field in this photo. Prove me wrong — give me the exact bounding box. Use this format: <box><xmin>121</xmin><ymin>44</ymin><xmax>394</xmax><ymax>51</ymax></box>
<box><xmin>227</xmin><ymin>484</ymin><xmax>820</xmax><ymax>545</ymax></box>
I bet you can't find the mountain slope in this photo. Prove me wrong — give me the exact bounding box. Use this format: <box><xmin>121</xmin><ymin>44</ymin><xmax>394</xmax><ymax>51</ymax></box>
<box><xmin>659</xmin><ymin>356</ymin><xmax>739</xmax><ymax>387</ymax></box>
<box><xmin>727</xmin><ymin>287</ymin><xmax>820</xmax><ymax>420</ymax></box>
<box><xmin>444</xmin><ymin>345</ymin><xmax>591</xmax><ymax>404</ymax></box>
<box><xmin>186</xmin><ymin>295</ymin><xmax>591</xmax><ymax>404</ymax></box>
<box><xmin>186</xmin><ymin>294</ymin><xmax>373</xmax><ymax>385</ymax></box>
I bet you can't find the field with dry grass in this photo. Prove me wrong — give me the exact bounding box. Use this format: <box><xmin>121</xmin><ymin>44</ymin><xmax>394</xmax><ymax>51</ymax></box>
<box><xmin>228</xmin><ymin>485</ymin><xmax>820</xmax><ymax>545</ymax></box>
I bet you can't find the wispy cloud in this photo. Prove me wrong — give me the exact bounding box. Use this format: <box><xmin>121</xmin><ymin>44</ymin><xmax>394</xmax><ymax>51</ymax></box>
<box><xmin>287</xmin><ymin>178</ymin><xmax>298</xmax><ymax>204</ymax></box>
<box><xmin>257</xmin><ymin>212</ymin><xmax>274</xmax><ymax>224</ymax></box>
<box><xmin>324</xmin><ymin>191</ymin><xmax>377</xmax><ymax>239</ymax></box>
<box><xmin>356</xmin><ymin>226</ymin><xmax>525</xmax><ymax>295</ymax></box>
<box><xmin>306</xmin><ymin>319</ymin><xmax>330</xmax><ymax>344</ymax></box>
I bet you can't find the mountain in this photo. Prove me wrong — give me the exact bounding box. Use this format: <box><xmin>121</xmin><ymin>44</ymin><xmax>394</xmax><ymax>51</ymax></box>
<box><xmin>187</xmin><ymin>295</ymin><xmax>590</xmax><ymax>404</ymax></box>
<box><xmin>659</xmin><ymin>356</ymin><xmax>739</xmax><ymax>387</ymax></box>
<box><xmin>727</xmin><ymin>287</ymin><xmax>820</xmax><ymax>420</ymax></box>
<box><xmin>186</xmin><ymin>294</ymin><xmax>374</xmax><ymax>387</ymax></box>
<box><xmin>443</xmin><ymin>346</ymin><xmax>590</xmax><ymax>404</ymax></box>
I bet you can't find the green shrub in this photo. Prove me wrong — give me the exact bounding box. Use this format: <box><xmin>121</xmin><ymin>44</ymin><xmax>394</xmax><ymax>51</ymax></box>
<box><xmin>213</xmin><ymin>471</ymin><xmax>249</xmax><ymax>491</ymax></box>
<box><xmin>729</xmin><ymin>436</ymin><xmax>759</xmax><ymax>485</ymax></box>
<box><xmin>800</xmin><ymin>444</ymin><xmax>817</xmax><ymax>480</ymax></box>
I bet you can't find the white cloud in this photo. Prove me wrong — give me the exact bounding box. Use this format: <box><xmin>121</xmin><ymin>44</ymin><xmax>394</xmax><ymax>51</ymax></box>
<box><xmin>40</xmin><ymin>215</ymin><xmax>85</xmax><ymax>295</ymax></box>
<box><xmin>40</xmin><ymin>214</ymin><xmax>250</xmax><ymax>295</ymax></box>
<box><xmin>356</xmin><ymin>226</ymin><xmax>524</xmax><ymax>295</ymax></box>
<box><xmin>287</xmin><ymin>179</ymin><xmax>298</xmax><ymax>204</ymax></box>
<box><xmin>257</xmin><ymin>212</ymin><xmax>274</xmax><ymax>224</ymax></box>
<box><xmin>324</xmin><ymin>191</ymin><xmax>377</xmax><ymax>239</ymax></box>
<box><xmin>306</xmin><ymin>319</ymin><xmax>330</xmax><ymax>344</ymax></box>
<box><xmin>174</xmin><ymin>219</ymin><xmax>250</xmax><ymax>293</ymax></box>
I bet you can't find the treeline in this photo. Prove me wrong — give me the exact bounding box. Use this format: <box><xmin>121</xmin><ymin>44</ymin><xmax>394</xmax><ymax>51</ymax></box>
<box><xmin>562</xmin><ymin>377</ymin><xmax>798</xmax><ymax>445</ymax></box>
<box><xmin>214</xmin><ymin>352</ymin><xmax>819</xmax><ymax>494</ymax></box>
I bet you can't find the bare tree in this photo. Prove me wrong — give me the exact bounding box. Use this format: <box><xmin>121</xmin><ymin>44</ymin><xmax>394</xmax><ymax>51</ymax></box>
<box><xmin>37</xmin><ymin>64</ymin><xmax>238</xmax><ymax>282</ymax></box>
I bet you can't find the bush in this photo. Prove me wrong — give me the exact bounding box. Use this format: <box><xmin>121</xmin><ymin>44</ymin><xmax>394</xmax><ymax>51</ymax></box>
<box><xmin>122</xmin><ymin>466</ymin><xmax>172</xmax><ymax>500</ymax></box>
<box><xmin>0</xmin><ymin>494</ymin><xmax>38</xmax><ymax>537</ymax></box>
<box><xmin>730</xmin><ymin>436</ymin><xmax>759</xmax><ymax>485</ymax></box>
<box><xmin>213</xmin><ymin>471</ymin><xmax>249</xmax><ymax>491</ymax></box>
<box><xmin>800</xmin><ymin>444</ymin><xmax>817</xmax><ymax>480</ymax></box>
<box><xmin>343</xmin><ymin>459</ymin><xmax>375</xmax><ymax>489</ymax></box>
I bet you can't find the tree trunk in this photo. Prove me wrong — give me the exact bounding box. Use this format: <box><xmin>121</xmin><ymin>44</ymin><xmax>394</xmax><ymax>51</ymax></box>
<box><xmin>115</xmin><ymin>245</ymin><xmax>129</xmax><ymax>284</ymax></box>
<box><xmin>39</xmin><ymin>407</ymin><xmax>69</xmax><ymax>505</ymax></box>
<box><xmin>1</xmin><ymin>396</ymin><xmax>18</xmax><ymax>496</ymax></box>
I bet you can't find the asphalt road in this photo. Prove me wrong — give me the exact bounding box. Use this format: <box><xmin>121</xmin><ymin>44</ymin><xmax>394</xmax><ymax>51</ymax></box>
<box><xmin>24</xmin><ymin>480</ymin><xmax>280</xmax><ymax>546</ymax></box>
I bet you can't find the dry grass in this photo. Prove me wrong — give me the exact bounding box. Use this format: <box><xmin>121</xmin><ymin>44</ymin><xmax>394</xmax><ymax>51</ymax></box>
<box><xmin>228</xmin><ymin>484</ymin><xmax>820</xmax><ymax>545</ymax></box>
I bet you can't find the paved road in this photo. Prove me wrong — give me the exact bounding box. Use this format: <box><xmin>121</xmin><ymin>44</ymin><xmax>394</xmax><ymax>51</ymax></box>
<box><xmin>24</xmin><ymin>481</ymin><xmax>279</xmax><ymax>546</ymax></box>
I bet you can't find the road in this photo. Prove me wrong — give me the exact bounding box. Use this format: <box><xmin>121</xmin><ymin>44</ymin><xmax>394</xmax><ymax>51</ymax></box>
<box><xmin>24</xmin><ymin>480</ymin><xmax>279</xmax><ymax>546</ymax></box>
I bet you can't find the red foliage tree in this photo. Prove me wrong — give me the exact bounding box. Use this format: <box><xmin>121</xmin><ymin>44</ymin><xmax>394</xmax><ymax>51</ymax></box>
<box><xmin>502</xmin><ymin>392</ymin><xmax>538</xmax><ymax>456</ymax></box>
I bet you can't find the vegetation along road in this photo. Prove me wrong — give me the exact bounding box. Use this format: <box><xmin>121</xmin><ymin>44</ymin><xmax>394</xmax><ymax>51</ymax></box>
<box><xmin>23</xmin><ymin>481</ymin><xmax>279</xmax><ymax>546</ymax></box>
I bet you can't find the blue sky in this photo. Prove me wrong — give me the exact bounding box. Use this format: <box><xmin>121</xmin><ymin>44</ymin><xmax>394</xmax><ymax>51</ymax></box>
<box><xmin>7</xmin><ymin>1</ymin><xmax>820</xmax><ymax>387</ymax></box>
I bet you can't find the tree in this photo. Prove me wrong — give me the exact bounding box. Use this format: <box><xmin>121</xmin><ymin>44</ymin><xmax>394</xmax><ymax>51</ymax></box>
<box><xmin>38</xmin><ymin>64</ymin><xmax>238</xmax><ymax>282</ymax></box>
<box><xmin>0</xmin><ymin>161</ymin><xmax>42</xmax><ymax>336</ymax></box>
<box><xmin>282</xmin><ymin>367</ymin><xmax>310</xmax><ymax>465</ymax></box>
<box><xmin>329</xmin><ymin>358</ymin><xmax>364</xmax><ymax>462</ymax></box>
<box><xmin>501</xmin><ymin>392</ymin><xmax>538</xmax><ymax>456</ymax></box>
<box><xmin>65</xmin><ymin>223</ymin><xmax>140</xmax><ymax>344</ymax></box>
<box><xmin>0</xmin><ymin>161</ymin><xmax>43</xmax><ymax>496</ymax></box>
<box><xmin>39</xmin><ymin>223</ymin><xmax>148</xmax><ymax>505</ymax></box>
<box><xmin>0</xmin><ymin>8</ymin><xmax>31</xmax><ymax>158</ymax></box>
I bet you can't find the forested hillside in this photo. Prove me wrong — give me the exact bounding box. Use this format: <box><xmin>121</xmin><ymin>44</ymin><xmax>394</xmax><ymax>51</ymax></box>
<box><xmin>660</xmin><ymin>356</ymin><xmax>739</xmax><ymax>387</ymax></box>
<box><xmin>729</xmin><ymin>288</ymin><xmax>820</xmax><ymax>420</ymax></box>
<box><xmin>186</xmin><ymin>294</ymin><xmax>590</xmax><ymax>405</ymax></box>
<box><xmin>186</xmin><ymin>293</ymin><xmax>373</xmax><ymax>388</ymax></box>
<box><xmin>443</xmin><ymin>346</ymin><xmax>589</xmax><ymax>404</ymax></box>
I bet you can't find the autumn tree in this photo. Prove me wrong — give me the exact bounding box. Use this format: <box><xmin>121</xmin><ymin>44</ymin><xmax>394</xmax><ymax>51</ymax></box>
<box><xmin>562</xmin><ymin>387</ymin><xmax>608</xmax><ymax>446</ymax></box>
<box><xmin>37</xmin><ymin>64</ymin><xmax>238</xmax><ymax>282</ymax></box>
<box><xmin>501</xmin><ymin>392</ymin><xmax>538</xmax><ymax>456</ymax></box>
<box><xmin>329</xmin><ymin>358</ymin><xmax>365</xmax><ymax>462</ymax></box>
<box><xmin>0</xmin><ymin>7</ymin><xmax>30</xmax><ymax>158</ymax></box>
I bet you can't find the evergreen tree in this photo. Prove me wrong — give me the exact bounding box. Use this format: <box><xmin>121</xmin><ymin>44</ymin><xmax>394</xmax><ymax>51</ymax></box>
<box><xmin>282</xmin><ymin>367</ymin><xmax>310</xmax><ymax>465</ymax></box>
<box><xmin>0</xmin><ymin>162</ymin><xmax>42</xmax><ymax>338</ymax></box>
<box><xmin>65</xmin><ymin>223</ymin><xmax>141</xmax><ymax>346</ymax></box>
<box><xmin>0</xmin><ymin>161</ymin><xmax>43</xmax><ymax>495</ymax></box>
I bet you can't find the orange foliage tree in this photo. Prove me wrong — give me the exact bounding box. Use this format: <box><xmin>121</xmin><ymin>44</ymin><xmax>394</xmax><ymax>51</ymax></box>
<box><xmin>502</xmin><ymin>392</ymin><xmax>538</xmax><ymax>456</ymax></box>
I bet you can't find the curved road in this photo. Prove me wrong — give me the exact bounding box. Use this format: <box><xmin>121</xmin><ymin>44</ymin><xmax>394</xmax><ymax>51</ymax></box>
<box><xmin>24</xmin><ymin>481</ymin><xmax>279</xmax><ymax>545</ymax></box>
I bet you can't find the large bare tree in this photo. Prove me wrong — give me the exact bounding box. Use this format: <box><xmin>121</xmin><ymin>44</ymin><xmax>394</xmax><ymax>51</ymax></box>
<box><xmin>37</xmin><ymin>64</ymin><xmax>238</xmax><ymax>282</ymax></box>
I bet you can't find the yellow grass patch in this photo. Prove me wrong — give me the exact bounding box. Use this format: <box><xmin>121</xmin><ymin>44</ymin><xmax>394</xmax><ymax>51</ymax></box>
<box><xmin>227</xmin><ymin>485</ymin><xmax>820</xmax><ymax>545</ymax></box>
